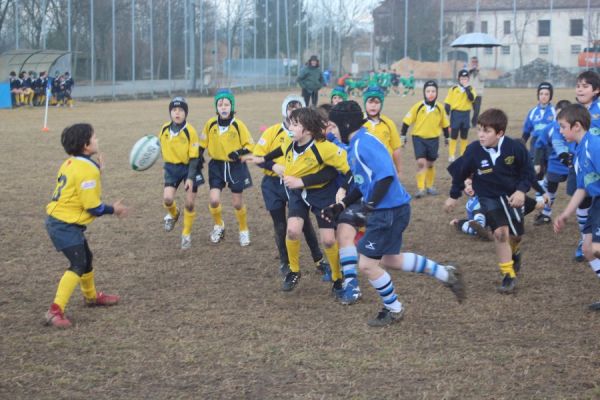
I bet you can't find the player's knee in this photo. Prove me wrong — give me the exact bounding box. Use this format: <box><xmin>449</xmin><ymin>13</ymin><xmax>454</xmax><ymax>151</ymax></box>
<box><xmin>416</xmin><ymin>159</ymin><xmax>427</xmax><ymax>169</ymax></box>
<box><xmin>209</xmin><ymin>199</ymin><xmax>220</xmax><ymax>208</ymax></box>
<box><xmin>184</xmin><ymin>202</ymin><xmax>194</xmax><ymax>212</ymax></box>
<box><xmin>322</xmin><ymin>236</ymin><xmax>337</xmax><ymax>248</ymax></box>
<box><xmin>287</xmin><ymin>227</ymin><xmax>301</xmax><ymax>240</ymax></box>
<box><xmin>493</xmin><ymin>229</ymin><xmax>508</xmax><ymax>242</ymax></box>
<box><xmin>163</xmin><ymin>196</ymin><xmax>174</xmax><ymax>206</ymax></box>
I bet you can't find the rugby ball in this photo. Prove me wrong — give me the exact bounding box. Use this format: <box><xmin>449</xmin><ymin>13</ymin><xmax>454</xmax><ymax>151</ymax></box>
<box><xmin>130</xmin><ymin>135</ymin><xmax>160</xmax><ymax>171</ymax></box>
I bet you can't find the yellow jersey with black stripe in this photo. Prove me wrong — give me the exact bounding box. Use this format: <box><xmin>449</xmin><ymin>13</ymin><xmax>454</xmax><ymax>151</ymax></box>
<box><xmin>283</xmin><ymin>139</ymin><xmax>349</xmax><ymax>189</ymax></box>
<box><xmin>200</xmin><ymin>117</ymin><xmax>255</xmax><ymax>161</ymax></box>
<box><xmin>444</xmin><ymin>86</ymin><xmax>476</xmax><ymax>112</ymax></box>
<box><xmin>402</xmin><ymin>101</ymin><xmax>450</xmax><ymax>139</ymax></box>
<box><xmin>46</xmin><ymin>156</ymin><xmax>103</xmax><ymax>226</ymax></box>
<box><xmin>254</xmin><ymin>123</ymin><xmax>288</xmax><ymax>177</ymax></box>
<box><xmin>363</xmin><ymin>114</ymin><xmax>401</xmax><ymax>155</ymax></box>
<box><xmin>159</xmin><ymin>122</ymin><xmax>200</xmax><ymax>164</ymax></box>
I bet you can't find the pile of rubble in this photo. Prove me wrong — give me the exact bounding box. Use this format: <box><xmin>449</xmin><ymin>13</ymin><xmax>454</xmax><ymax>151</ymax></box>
<box><xmin>499</xmin><ymin>58</ymin><xmax>577</xmax><ymax>87</ymax></box>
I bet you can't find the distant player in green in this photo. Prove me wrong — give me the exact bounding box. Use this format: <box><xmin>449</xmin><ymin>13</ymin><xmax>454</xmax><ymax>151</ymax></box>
<box><xmin>45</xmin><ymin>123</ymin><xmax>129</xmax><ymax>328</ymax></box>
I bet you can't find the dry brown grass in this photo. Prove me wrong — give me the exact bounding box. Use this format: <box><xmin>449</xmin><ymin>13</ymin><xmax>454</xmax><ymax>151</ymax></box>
<box><xmin>1</xmin><ymin>88</ymin><xmax>599</xmax><ymax>400</ymax></box>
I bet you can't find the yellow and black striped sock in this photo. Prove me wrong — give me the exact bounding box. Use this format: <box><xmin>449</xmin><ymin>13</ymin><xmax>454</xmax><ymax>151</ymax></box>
<box><xmin>286</xmin><ymin>238</ymin><xmax>301</xmax><ymax>273</ymax></box>
<box><xmin>209</xmin><ymin>204</ymin><xmax>224</xmax><ymax>226</ymax></box>
<box><xmin>234</xmin><ymin>206</ymin><xmax>248</xmax><ymax>232</ymax></box>
<box><xmin>499</xmin><ymin>261</ymin><xmax>516</xmax><ymax>278</ymax></box>
<box><xmin>80</xmin><ymin>271</ymin><xmax>97</xmax><ymax>301</ymax></box>
<box><xmin>510</xmin><ymin>240</ymin><xmax>521</xmax><ymax>256</ymax></box>
<box><xmin>182</xmin><ymin>209</ymin><xmax>196</xmax><ymax>236</ymax></box>
<box><xmin>449</xmin><ymin>139</ymin><xmax>457</xmax><ymax>158</ymax></box>
<box><xmin>324</xmin><ymin>243</ymin><xmax>342</xmax><ymax>281</ymax></box>
<box><xmin>164</xmin><ymin>201</ymin><xmax>178</xmax><ymax>218</ymax></box>
<box><xmin>425</xmin><ymin>166</ymin><xmax>436</xmax><ymax>188</ymax></box>
<box><xmin>53</xmin><ymin>270</ymin><xmax>81</xmax><ymax>311</ymax></box>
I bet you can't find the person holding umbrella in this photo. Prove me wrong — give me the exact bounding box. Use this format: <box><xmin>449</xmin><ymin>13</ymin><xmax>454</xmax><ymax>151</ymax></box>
<box><xmin>469</xmin><ymin>56</ymin><xmax>485</xmax><ymax>127</ymax></box>
<box><xmin>297</xmin><ymin>55</ymin><xmax>324</xmax><ymax>107</ymax></box>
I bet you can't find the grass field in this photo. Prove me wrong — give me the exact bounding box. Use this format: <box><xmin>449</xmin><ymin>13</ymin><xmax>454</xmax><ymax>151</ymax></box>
<box><xmin>1</xmin><ymin>88</ymin><xmax>600</xmax><ymax>399</ymax></box>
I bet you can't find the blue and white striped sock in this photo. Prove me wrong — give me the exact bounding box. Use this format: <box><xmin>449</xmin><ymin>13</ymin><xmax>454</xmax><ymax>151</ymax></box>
<box><xmin>340</xmin><ymin>246</ymin><xmax>358</xmax><ymax>285</ymax></box>
<box><xmin>577</xmin><ymin>207</ymin><xmax>589</xmax><ymax>233</ymax></box>
<box><xmin>590</xmin><ymin>259</ymin><xmax>600</xmax><ymax>279</ymax></box>
<box><xmin>368</xmin><ymin>271</ymin><xmax>402</xmax><ymax>312</ymax></box>
<box><xmin>401</xmin><ymin>252</ymin><xmax>450</xmax><ymax>282</ymax></box>
<box><xmin>542</xmin><ymin>190</ymin><xmax>556</xmax><ymax>217</ymax></box>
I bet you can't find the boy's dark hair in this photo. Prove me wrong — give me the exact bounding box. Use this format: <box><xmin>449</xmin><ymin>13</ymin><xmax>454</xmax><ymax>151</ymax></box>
<box><xmin>477</xmin><ymin>108</ymin><xmax>508</xmax><ymax>134</ymax></box>
<box><xmin>317</xmin><ymin>103</ymin><xmax>333</xmax><ymax>122</ymax></box>
<box><xmin>61</xmin><ymin>123</ymin><xmax>94</xmax><ymax>156</ymax></box>
<box><xmin>577</xmin><ymin>70</ymin><xmax>600</xmax><ymax>95</ymax></box>
<box><xmin>555</xmin><ymin>99</ymin><xmax>571</xmax><ymax>112</ymax></box>
<box><xmin>290</xmin><ymin>107</ymin><xmax>326</xmax><ymax>140</ymax></box>
<box><xmin>557</xmin><ymin>104</ymin><xmax>591</xmax><ymax>131</ymax></box>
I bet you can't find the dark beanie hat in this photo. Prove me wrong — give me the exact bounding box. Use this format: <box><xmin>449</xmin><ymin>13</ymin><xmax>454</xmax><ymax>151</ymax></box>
<box><xmin>329</xmin><ymin>100</ymin><xmax>366</xmax><ymax>144</ymax></box>
<box><xmin>538</xmin><ymin>81</ymin><xmax>553</xmax><ymax>101</ymax></box>
<box><xmin>458</xmin><ymin>69</ymin><xmax>469</xmax><ymax>79</ymax></box>
<box><xmin>169</xmin><ymin>96</ymin><xmax>188</xmax><ymax>116</ymax></box>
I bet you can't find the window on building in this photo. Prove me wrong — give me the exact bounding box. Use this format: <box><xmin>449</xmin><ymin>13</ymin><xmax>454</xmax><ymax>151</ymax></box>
<box><xmin>445</xmin><ymin>21</ymin><xmax>454</xmax><ymax>36</ymax></box>
<box><xmin>571</xmin><ymin>44</ymin><xmax>582</xmax><ymax>54</ymax></box>
<box><xmin>466</xmin><ymin>21</ymin><xmax>474</xmax><ymax>33</ymax></box>
<box><xmin>571</xmin><ymin>19</ymin><xmax>583</xmax><ymax>36</ymax></box>
<box><xmin>538</xmin><ymin>20</ymin><xmax>550</xmax><ymax>37</ymax></box>
<box><xmin>502</xmin><ymin>45</ymin><xmax>510</xmax><ymax>55</ymax></box>
<box><xmin>481</xmin><ymin>21</ymin><xmax>488</xmax><ymax>33</ymax></box>
<box><xmin>539</xmin><ymin>45</ymin><xmax>549</xmax><ymax>55</ymax></box>
<box><xmin>484</xmin><ymin>47</ymin><xmax>493</xmax><ymax>55</ymax></box>
<box><xmin>504</xmin><ymin>20</ymin><xmax>511</xmax><ymax>35</ymax></box>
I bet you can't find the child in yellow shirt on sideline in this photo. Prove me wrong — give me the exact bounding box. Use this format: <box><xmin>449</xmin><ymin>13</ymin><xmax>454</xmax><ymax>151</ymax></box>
<box><xmin>444</xmin><ymin>69</ymin><xmax>476</xmax><ymax>161</ymax></box>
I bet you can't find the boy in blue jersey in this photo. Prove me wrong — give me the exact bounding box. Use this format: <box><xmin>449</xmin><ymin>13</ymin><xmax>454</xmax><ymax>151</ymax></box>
<box><xmin>554</xmin><ymin>104</ymin><xmax>600</xmax><ymax>310</ymax></box>
<box><xmin>324</xmin><ymin>101</ymin><xmax>465</xmax><ymax>327</ymax></box>
<box><xmin>45</xmin><ymin>123</ymin><xmax>129</xmax><ymax>328</ymax></box>
<box><xmin>449</xmin><ymin>177</ymin><xmax>493</xmax><ymax>241</ymax></box>
<box><xmin>445</xmin><ymin>108</ymin><xmax>535</xmax><ymax>294</ymax></box>
<box><xmin>532</xmin><ymin>100</ymin><xmax>572</xmax><ymax>225</ymax></box>
<box><xmin>522</xmin><ymin>82</ymin><xmax>556</xmax><ymax>155</ymax></box>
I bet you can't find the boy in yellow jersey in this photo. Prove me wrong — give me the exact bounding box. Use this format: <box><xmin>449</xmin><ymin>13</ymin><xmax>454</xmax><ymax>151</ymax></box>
<box><xmin>200</xmin><ymin>89</ymin><xmax>254</xmax><ymax>246</ymax></box>
<box><xmin>247</xmin><ymin>108</ymin><xmax>353</xmax><ymax>294</ymax></box>
<box><xmin>401</xmin><ymin>80</ymin><xmax>450</xmax><ymax>198</ymax></box>
<box><xmin>252</xmin><ymin>95</ymin><xmax>333</xmax><ymax>280</ymax></box>
<box><xmin>44</xmin><ymin>123</ymin><xmax>129</xmax><ymax>328</ymax></box>
<box><xmin>160</xmin><ymin>96</ymin><xmax>203</xmax><ymax>250</ymax></box>
<box><xmin>362</xmin><ymin>86</ymin><xmax>402</xmax><ymax>176</ymax></box>
<box><xmin>445</xmin><ymin>69</ymin><xmax>476</xmax><ymax>161</ymax></box>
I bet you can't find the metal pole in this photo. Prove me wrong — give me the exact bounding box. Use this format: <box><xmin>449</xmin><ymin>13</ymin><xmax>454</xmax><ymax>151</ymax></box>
<box><xmin>297</xmin><ymin>0</ymin><xmax>301</xmax><ymax>71</ymax></box>
<box><xmin>15</xmin><ymin>0</ymin><xmax>18</xmax><ymax>49</ymax></box>
<box><xmin>587</xmin><ymin>0</ymin><xmax>591</xmax><ymax>69</ymax></box>
<box><xmin>253</xmin><ymin>0</ymin><xmax>257</xmax><ymax>90</ymax></box>
<box><xmin>266</xmin><ymin>0</ymin><xmax>269</xmax><ymax>88</ymax></box>
<box><xmin>168</xmin><ymin>0</ymin><xmax>172</xmax><ymax>95</ymax></box>
<box><xmin>112</xmin><ymin>0</ymin><xmax>116</xmax><ymax>99</ymax></box>
<box><xmin>91</xmin><ymin>0</ymin><xmax>95</xmax><ymax>96</ymax></box>
<box><xmin>132</xmin><ymin>0</ymin><xmax>135</xmax><ymax>83</ymax></box>
<box><xmin>227</xmin><ymin>4</ymin><xmax>231</xmax><ymax>86</ymax></box>
<box><xmin>284</xmin><ymin>0</ymin><xmax>291</xmax><ymax>86</ymax></box>
<box><xmin>438</xmin><ymin>0</ymin><xmax>444</xmax><ymax>84</ymax></box>
<box><xmin>200</xmin><ymin>0</ymin><xmax>204</xmax><ymax>92</ymax></box>
<box><xmin>190</xmin><ymin>0</ymin><xmax>196</xmax><ymax>90</ymax></box>
<box><xmin>241</xmin><ymin>12</ymin><xmax>245</xmax><ymax>87</ymax></box>
<box><xmin>404</xmin><ymin>0</ymin><xmax>408</xmax><ymax>59</ymax></box>
<box><xmin>321</xmin><ymin>25</ymin><xmax>324</xmax><ymax>68</ymax></box>
<box><xmin>68</xmin><ymin>0</ymin><xmax>72</xmax><ymax>52</ymax></box>
<box><xmin>549</xmin><ymin>0</ymin><xmax>553</xmax><ymax>81</ymax></box>
<box><xmin>41</xmin><ymin>0</ymin><xmax>48</xmax><ymax>49</ymax></box>
<box><xmin>150</xmin><ymin>0</ymin><xmax>154</xmax><ymax>96</ymax></box>
<box><xmin>184</xmin><ymin>0</ymin><xmax>189</xmax><ymax>88</ymax></box>
<box><xmin>276</xmin><ymin>0</ymin><xmax>280</xmax><ymax>88</ymax></box>
<box><xmin>214</xmin><ymin>0</ymin><xmax>218</xmax><ymax>88</ymax></box>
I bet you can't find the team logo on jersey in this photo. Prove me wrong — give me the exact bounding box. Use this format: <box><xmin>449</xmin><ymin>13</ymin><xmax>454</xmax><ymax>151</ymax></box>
<box><xmin>354</xmin><ymin>174</ymin><xmax>365</xmax><ymax>184</ymax></box>
<box><xmin>81</xmin><ymin>180</ymin><xmax>97</xmax><ymax>189</ymax></box>
<box><xmin>480</xmin><ymin>160</ymin><xmax>490</xmax><ymax>168</ymax></box>
<box><xmin>593</xmin><ymin>114</ymin><xmax>600</xmax><ymax>120</ymax></box>
<box><xmin>504</xmin><ymin>156</ymin><xmax>515</xmax><ymax>165</ymax></box>
<box><xmin>477</xmin><ymin>168</ymin><xmax>492</xmax><ymax>175</ymax></box>
<box><xmin>590</xmin><ymin>127</ymin><xmax>600</xmax><ymax>136</ymax></box>
<box><xmin>365</xmin><ymin>241</ymin><xmax>376</xmax><ymax>250</ymax></box>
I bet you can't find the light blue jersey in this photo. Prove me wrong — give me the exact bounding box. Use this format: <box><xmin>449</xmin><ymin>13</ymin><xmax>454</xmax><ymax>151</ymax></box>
<box><xmin>575</xmin><ymin>131</ymin><xmax>600</xmax><ymax>197</ymax></box>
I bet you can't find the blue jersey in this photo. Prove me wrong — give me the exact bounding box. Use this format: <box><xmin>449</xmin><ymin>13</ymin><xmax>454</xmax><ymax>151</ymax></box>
<box><xmin>522</xmin><ymin>104</ymin><xmax>556</xmax><ymax>142</ymax></box>
<box><xmin>536</xmin><ymin>121</ymin><xmax>570</xmax><ymax>176</ymax></box>
<box><xmin>465</xmin><ymin>195</ymin><xmax>481</xmax><ymax>220</ymax></box>
<box><xmin>575</xmin><ymin>131</ymin><xmax>600</xmax><ymax>197</ymax></box>
<box><xmin>587</xmin><ymin>100</ymin><xmax>600</xmax><ymax>136</ymax></box>
<box><xmin>347</xmin><ymin>128</ymin><xmax>410</xmax><ymax>209</ymax></box>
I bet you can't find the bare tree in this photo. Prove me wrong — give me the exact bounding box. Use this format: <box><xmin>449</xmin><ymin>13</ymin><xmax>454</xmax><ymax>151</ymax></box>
<box><xmin>512</xmin><ymin>8</ymin><xmax>532</xmax><ymax>68</ymax></box>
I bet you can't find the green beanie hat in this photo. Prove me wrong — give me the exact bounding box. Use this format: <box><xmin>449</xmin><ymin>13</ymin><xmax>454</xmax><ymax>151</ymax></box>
<box><xmin>331</xmin><ymin>86</ymin><xmax>348</xmax><ymax>102</ymax></box>
<box><xmin>363</xmin><ymin>86</ymin><xmax>385</xmax><ymax>109</ymax></box>
<box><xmin>214</xmin><ymin>88</ymin><xmax>235</xmax><ymax>114</ymax></box>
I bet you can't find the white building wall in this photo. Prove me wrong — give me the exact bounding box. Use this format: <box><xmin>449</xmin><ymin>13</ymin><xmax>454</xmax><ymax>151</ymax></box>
<box><xmin>445</xmin><ymin>8</ymin><xmax>600</xmax><ymax>72</ymax></box>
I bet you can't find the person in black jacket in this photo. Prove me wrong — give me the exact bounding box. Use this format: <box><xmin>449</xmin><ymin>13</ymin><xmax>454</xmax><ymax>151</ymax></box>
<box><xmin>444</xmin><ymin>108</ymin><xmax>535</xmax><ymax>294</ymax></box>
